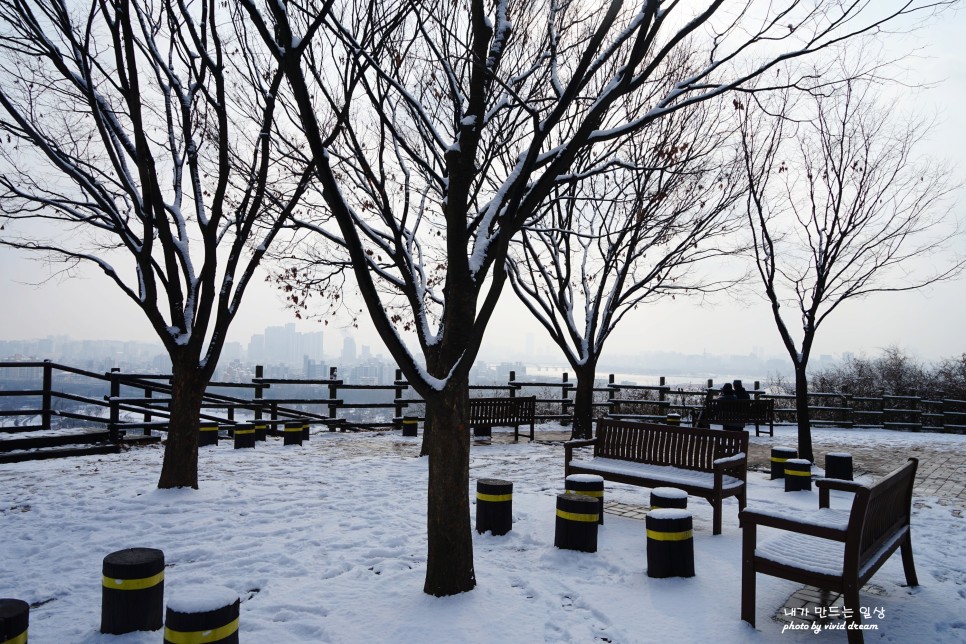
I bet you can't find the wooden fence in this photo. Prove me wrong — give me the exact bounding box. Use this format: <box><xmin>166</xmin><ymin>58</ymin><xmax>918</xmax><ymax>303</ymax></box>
<box><xmin>2</xmin><ymin>361</ymin><xmax>965</xmax><ymax>447</ymax></box>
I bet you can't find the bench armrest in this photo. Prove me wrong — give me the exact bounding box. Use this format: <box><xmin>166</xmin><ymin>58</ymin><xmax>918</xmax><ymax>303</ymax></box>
<box><xmin>740</xmin><ymin>507</ymin><xmax>848</xmax><ymax>542</ymax></box>
<box><xmin>564</xmin><ymin>438</ymin><xmax>596</xmax><ymax>464</ymax></box>
<box><xmin>714</xmin><ymin>451</ymin><xmax>747</xmax><ymax>469</ymax></box>
<box><xmin>815</xmin><ymin>478</ymin><xmax>864</xmax><ymax>508</ymax></box>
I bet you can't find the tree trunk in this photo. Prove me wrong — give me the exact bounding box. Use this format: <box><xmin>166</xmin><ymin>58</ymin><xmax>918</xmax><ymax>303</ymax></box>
<box><xmin>419</xmin><ymin>412</ymin><xmax>433</xmax><ymax>457</ymax></box>
<box><xmin>157</xmin><ymin>355</ymin><xmax>206</xmax><ymax>489</ymax></box>
<box><xmin>794</xmin><ymin>365</ymin><xmax>814</xmax><ymax>463</ymax></box>
<box><xmin>423</xmin><ymin>379</ymin><xmax>475</xmax><ymax>596</ymax></box>
<box><xmin>570</xmin><ymin>362</ymin><xmax>598</xmax><ymax>440</ymax></box>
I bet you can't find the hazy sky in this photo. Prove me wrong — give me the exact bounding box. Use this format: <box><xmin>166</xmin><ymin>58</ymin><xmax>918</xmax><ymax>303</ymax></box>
<box><xmin>1</xmin><ymin>7</ymin><xmax>964</xmax><ymax>365</ymax></box>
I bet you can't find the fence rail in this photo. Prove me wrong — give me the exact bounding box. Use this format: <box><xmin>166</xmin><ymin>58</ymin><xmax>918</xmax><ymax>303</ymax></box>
<box><xmin>2</xmin><ymin>362</ymin><xmax>965</xmax><ymax>450</ymax></box>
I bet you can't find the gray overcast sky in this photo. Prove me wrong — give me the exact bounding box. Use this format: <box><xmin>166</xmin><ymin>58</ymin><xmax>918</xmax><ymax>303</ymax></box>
<box><xmin>1</xmin><ymin>7</ymin><xmax>964</xmax><ymax>364</ymax></box>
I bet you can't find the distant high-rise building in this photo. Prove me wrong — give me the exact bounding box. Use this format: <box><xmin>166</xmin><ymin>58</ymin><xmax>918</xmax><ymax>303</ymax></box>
<box><xmin>248</xmin><ymin>334</ymin><xmax>266</xmax><ymax>363</ymax></box>
<box><xmin>264</xmin><ymin>323</ymin><xmax>298</xmax><ymax>364</ymax></box>
<box><xmin>303</xmin><ymin>356</ymin><xmax>326</xmax><ymax>379</ymax></box>
<box><xmin>299</xmin><ymin>330</ymin><xmax>324</xmax><ymax>363</ymax></box>
<box><xmin>342</xmin><ymin>336</ymin><xmax>357</xmax><ymax>364</ymax></box>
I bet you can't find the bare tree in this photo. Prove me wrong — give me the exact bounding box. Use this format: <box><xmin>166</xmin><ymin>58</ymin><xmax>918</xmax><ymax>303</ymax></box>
<box><xmin>737</xmin><ymin>80</ymin><xmax>963</xmax><ymax>461</ymax></box>
<box><xmin>507</xmin><ymin>96</ymin><xmax>746</xmax><ymax>439</ymax></box>
<box><xmin>240</xmin><ymin>0</ymin><xmax>957</xmax><ymax>596</ymax></box>
<box><xmin>0</xmin><ymin>0</ymin><xmax>312</xmax><ymax>488</ymax></box>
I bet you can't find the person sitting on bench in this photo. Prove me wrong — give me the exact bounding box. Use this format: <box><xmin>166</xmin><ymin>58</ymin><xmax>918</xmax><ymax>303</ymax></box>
<box><xmin>718</xmin><ymin>383</ymin><xmax>742</xmax><ymax>431</ymax></box>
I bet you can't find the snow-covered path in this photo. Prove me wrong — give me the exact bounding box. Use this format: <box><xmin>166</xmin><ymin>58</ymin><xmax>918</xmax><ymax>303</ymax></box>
<box><xmin>1</xmin><ymin>426</ymin><xmax>964</xmax><ymax>643</ymax></box>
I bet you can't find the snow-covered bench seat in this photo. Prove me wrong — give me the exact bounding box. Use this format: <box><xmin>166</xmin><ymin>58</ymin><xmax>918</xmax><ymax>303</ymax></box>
<box><xmin>740</xmin><ymin>458</ymin><xmax>919</xmax><ymax>644</ymax></box>
<box><xmin>564</xmin><ymin>419</ymin><xmax>748</xmax><ymax>535</ymax></box>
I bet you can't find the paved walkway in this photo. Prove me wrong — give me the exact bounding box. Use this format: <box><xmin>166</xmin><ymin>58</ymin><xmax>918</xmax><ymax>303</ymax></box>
<box><xmin>524</xmin><ymin>428</ymin><xmax>966</xmax><ymax>510</ymax></box>
<box><xmin>526</xmin><ymin>427</ymin><xmax>964</xmax><ymax>628</ymax></box>
<box><xmin>743</xmin><ymin>435</ymin><xmax>966</xmax><ymax>511</ymax></box>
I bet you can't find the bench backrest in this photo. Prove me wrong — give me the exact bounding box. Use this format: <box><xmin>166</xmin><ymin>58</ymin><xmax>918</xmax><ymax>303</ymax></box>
<box><xmin>846</xmin><ymin>458</ymin><xmax>918</xmax><ymax>571</ymax></box>
<box><xmin>705</xmin><ymin>399</ymin><xmax>774</xmax><ymax>422</ymax></box>
<box><xmin>470</xmin><ymin>396</ymin><xmax>535</xmax><ymax>423</ymax></box>
<box><xmin>594</xmin><ymin>419</ymin><xmax>748</xmax><ymax>472</ymax></box>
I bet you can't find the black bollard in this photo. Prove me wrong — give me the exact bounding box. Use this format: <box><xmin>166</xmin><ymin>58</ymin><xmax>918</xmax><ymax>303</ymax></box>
<box><xmin>0</xmin><ymin>599</ymin><xmax>29</xmax><ymax>644</ymax></box>
<box><xmin>233</xmin><ymin>424</ymin><xmax>256</xmax><ymax>449</ymax></box>
<box><xmin>100</xmin><ymin>547</ymin><xmax>165</xmax><ymax>634</ymax></box>
<box><xmin>825</xmin><ymin>452</ymin><xmax>854</xmax><ymax>480</ymax></box>
<box><xmin>402</xmin><ymin>416</ymin><xmax>418</xmax><ymax>437</ymax></box>
<box><xmin>283</xmin><ymin>420</ymin><xmax>303</xmax><ymax>446</ymax></box>
<box><xmin>770</xmin><ymin>446</ymin><xmax>798</xmax><ymax>480</ymax></box>
<box><xmin>646</xmin><ymin>509</ymin><xmax>695</xmax><ymax>578</ymax></box>
<box><xmin>476</xmin><ymin>479</ymin><xmax>513</xmax><ymax>535</ymax></box>
<box><xmin>164</xmin><ymin>587</ymin><xmax>239</xmax><ymax>644</ymax></box>
<box><xmin>254</xmin><ymin>423</ymin><xmax>268</xmax><ymax>442</ymax></box>
<box><xmin>554</xmin><ymin>494</ymin><xmax>599</xmax><ymax>552</ymax></box>
<box><xmin>565</xmin><ymin>474</ymin><xmax>605</xmax><ymax>525</ymax></box>
<box><xmin>301</xmin><ymin>422</ymin><xmax>310</xmax><ymax>442</ymax></box>
<box><xmin>784</xmin><ymin>459</ymin><xmax>812</xmax><ymax>492</ymax></box>
<box><xmin>199</xmin><ymin>424</ymin><xmax>219</xmax><ymax>447</ymax></box>
<box><xmin>650</xmin><ymin>486</ymin><xmax>687</xmax><ymax>511</ymax></box>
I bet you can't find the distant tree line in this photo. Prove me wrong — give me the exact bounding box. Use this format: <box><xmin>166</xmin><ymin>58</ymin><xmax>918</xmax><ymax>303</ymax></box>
<box><xmin>808</xmin><ymin>347</ymin><xmax>966</xmax><ymax>401</ymax></box>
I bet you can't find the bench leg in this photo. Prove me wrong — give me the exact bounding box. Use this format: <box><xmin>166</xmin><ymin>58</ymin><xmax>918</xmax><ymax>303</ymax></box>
<box><xmin>901</xmin><ymin>534</ymin><xmax>919</xmax><ymax>587</ymax></box>
<box><xmin>712</xmin><ymin>498</ymin><xmax>722</xmax><ymax>536</ymax></box>
<box><xmin>740</xmin><ymin>523</ymin><xmax>756</xmax><ymax>626</ymax></box>
<box><xmin>843</xmin><ymin>584</ymin><xmax>864</xmax><ymax>644</ymax></box>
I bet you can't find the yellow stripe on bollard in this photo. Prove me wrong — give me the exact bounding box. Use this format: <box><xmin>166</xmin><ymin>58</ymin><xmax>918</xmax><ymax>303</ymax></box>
<box><xmin>770</xmin><ymin>457</ymin><xmax>789</xmax><ymax>462</ymax></box>
<box><xmin>163</xmin><ymin>617</ymin><xmax>239</xmax><ymax>644</ymax></box>
<box><xmin>102</xmin><ymin>570</ymin><xmax>164</xmax><ymax>591</ymax></box>
<box><xmin>233</xmin><ymin>429</ymin><xmax>255</xmax><ymax>435</ymax></box>
<box><xmin>476</xmin><ymin>492</ymin><xmax>512</xmax><ymax>502</ymax></box>
<box><xmin>556</xmin><ymin>509</ymin><xmax>599</xmax><ymax>523</ymax></box>
<box><xmin>646</xmin><ymin>529</ymin><xmax>693</xmax><ymax>542</ymax></box>
<box><xmin>785</xmin><ymin>469</ymin><xmax>812</xmax><ymax>477</ymax></box>
<box><xmin>283</xmin><ymin>426</ymin><xmax>303</xmax><ymax>432</ymax></box>
<box><xmin>2</xmin><ymin>630</ymin><xmax>28</xmax><ymax>644</ymax></box>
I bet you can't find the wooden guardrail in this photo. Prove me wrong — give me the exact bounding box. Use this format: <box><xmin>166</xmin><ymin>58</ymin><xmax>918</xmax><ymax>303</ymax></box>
<box><xmin>2</xmin><ymin>362</ymin><xmax>964</xmax><ymax>450</ymax></box>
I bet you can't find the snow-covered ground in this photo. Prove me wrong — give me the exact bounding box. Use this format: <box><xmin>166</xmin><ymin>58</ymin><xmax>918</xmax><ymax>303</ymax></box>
<box><xmin>1</xmin><ymin>424</ymin><xmax>963</xmax><ymax>643</ymax></box>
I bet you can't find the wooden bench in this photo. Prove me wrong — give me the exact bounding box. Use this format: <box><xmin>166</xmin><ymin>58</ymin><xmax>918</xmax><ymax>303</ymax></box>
<box><xmin>469</xmin><ymin>396</ymin><xmax>536</xmax><ymax>441</ymax></box>
<box><xmin>697</xmin><ymin>398</ymin><xmax>775</xmax><ymax>436</ymax></box>
<box><xmin>740</xmin><ymin>458</ymin><xmax>919</xmax><ymax>643</ymax></box>
<box><xmin>564</xmin><ymin>419</ymin><xmax>748</xmax><ymax>535</ymax></box>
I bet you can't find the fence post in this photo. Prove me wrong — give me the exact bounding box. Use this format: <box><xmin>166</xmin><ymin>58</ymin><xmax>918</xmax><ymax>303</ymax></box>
<box><xmin>931</xmin><ymin>392</ymin><xmax>945</xmax><ymax>432</ymax></box>
<box><xmin>329</xmin><ymin>367</ymin><xmax>340</xmax><ymax>431</ymax></box>
<box><xmin>659</xmin><ymin>376</ymin><xmax>666</xmax><ymax>404</ymax></box>
<box><xmin>394</xmin><ymin>368</ymin><xmax>405</xmax><ymax>429</ymax></box>
<box><xmin>607</xmin><ymin>374</ymin><xmax>617</xmax><ymax>416</ymax></box>
<box><xmin>753</xmin><ymin>381</ymin><xmax>761</xmax><ymax>399</ymax></box>
<box><xmin>508</xmin><ymin>371</ymin><xmax>517</xmax><ymax>398</ymax></box>
<box><xmin>843</xmin><ymin>392</ymin><xmax>854</xmax><ymax>428</ymax></box>
<box><xmin>143</xmin><ymin>388</ymin><xmax>153</xmax><ymax>435</ymax></box>
<box><xmin>561</xmin><ymin>372</ymin><xmax>571</xmax><ymax>426</ymax></box>
<box><xmin>878</xmin><ymin>388</ymin><xmax>886</xmax><ymax>429</ymax></box>
<box><xmin>42</xmin><ymin>359</ymin><xmax>53</xmax><ymax>430</ymax></box>
<box><xmin>108</xmin><ymin>367</ymin><xmax>121</xmax><ymax>443</ymax></box>
<box><xmin>253</xmin><ymin>365</ymin><xmax>264</xmax><ymax>428</ymax></box>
